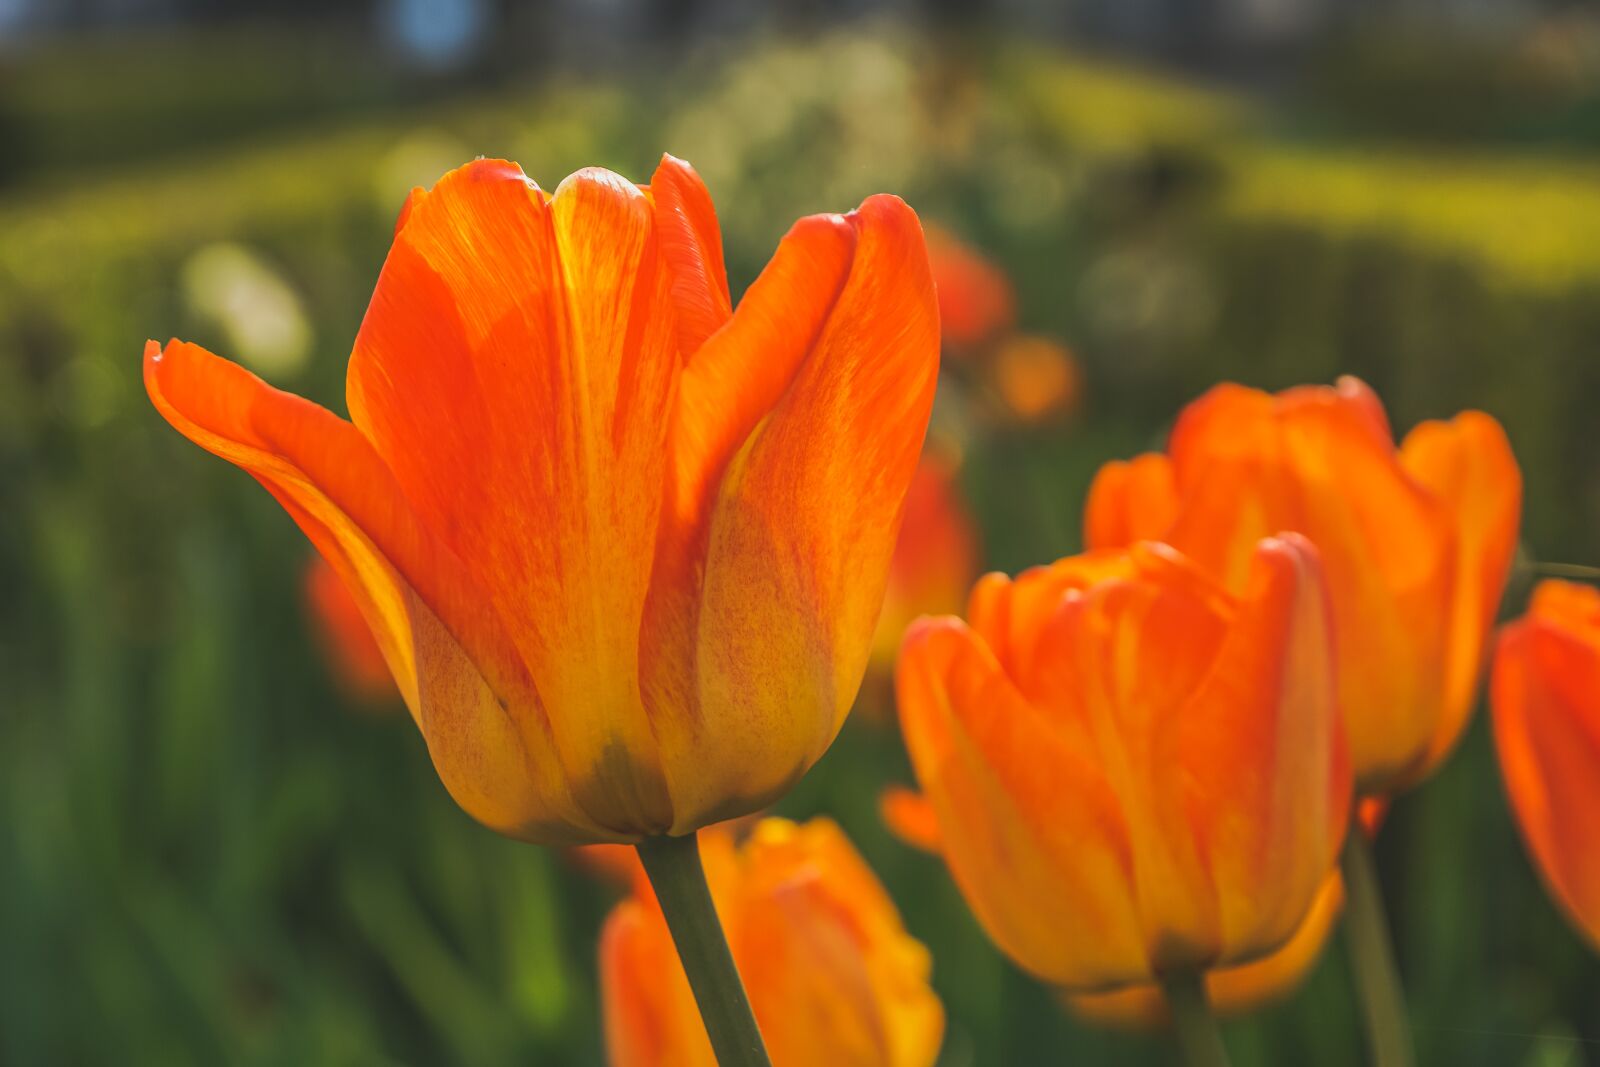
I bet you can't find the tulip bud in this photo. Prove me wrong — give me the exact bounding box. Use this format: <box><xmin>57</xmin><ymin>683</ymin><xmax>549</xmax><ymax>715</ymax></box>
<box><xmin>601</xmin><ymin>818</ymin><xmax>944</xmax><ymax>1067</ymax></box>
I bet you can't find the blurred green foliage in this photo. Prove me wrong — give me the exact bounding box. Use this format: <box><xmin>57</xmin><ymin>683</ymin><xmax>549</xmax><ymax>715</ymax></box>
<box><xmin>3</xmin><ymin>21</ymin><xmax>1598</xmax><ymax>1066</ymax></box>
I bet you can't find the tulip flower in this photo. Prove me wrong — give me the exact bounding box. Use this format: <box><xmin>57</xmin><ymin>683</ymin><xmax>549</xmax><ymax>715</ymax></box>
<box><xmin>1085</xmin><ymin>379</ymin><xmax>1518</xmax><ymax>1066</ymax></box>
<box><xmin>146</xmin><ymin>154</ymin><xmax>937</xmax><ymax>842</ymax></box>
<box><xmin>879</xmin><ymin>786</ymin><xmax>1344</xmax><ymax>1028</ymax></box>
<box><xmin>1492</xmin><ymin>579</ymin><xmax>1600</xmax><ymax>952</ymax></box>
<box><xmin>1085</xmin><ymin>377</ymin><xmax>1520</xmax><ymax>797</ymax></box>
<box><xmin>602</xmin><ymin>817</ymin><xmax>944</xmax><ymax>1067</ymax></box>
<box><xmin>869</xmin><ymin>452</ymin><xmax>982</xmax><ymax>674</ymax></box>
<box><xmin>926</xmin><ymin>225</ymin><xmax>1015</xmax><ymax>351</ymax></box>
<box><xmin>304</xmin><ymin>555</ymin><xmax>397</xmax><ymax>703</ymax></box>
<box><xmin>896</xmin><ymin>535</ymin><xmax>1349</xmax><ymax>1060</ymax></box>
<box><xmin>147</xmin><ymin>155</ymin><xmax>938</xmax><ymax>1066</ymax></box>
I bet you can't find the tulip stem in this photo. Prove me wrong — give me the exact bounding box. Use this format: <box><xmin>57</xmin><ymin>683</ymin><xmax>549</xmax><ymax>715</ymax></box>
<box><xmin>1341</xmin><ymin>829</ymin><xmax>1415</xmax><ymax>1067</ymax></box>
<box><xmin>1160</xmin><ymin>971</ymin><xmax>1232</xmax><ymax>1067</ymax></box>
<box><xmin>636</xmin><ymin>832</ymin><xmax>772</xmax><ymax>1067</ymax></box>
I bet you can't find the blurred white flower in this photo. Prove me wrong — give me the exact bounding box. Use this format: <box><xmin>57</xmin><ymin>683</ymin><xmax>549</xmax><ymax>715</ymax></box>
<box><xmin>181</xmin><ymin>243</ymin><xmax>311</xmax><ymax>378</ymax></box>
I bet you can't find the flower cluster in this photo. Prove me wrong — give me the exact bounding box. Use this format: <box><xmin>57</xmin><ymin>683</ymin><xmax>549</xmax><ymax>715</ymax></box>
<box><xmin>147</xmin><ymin>153</ymin><xmax>1599</xmax><ymax>1067</ymax></box>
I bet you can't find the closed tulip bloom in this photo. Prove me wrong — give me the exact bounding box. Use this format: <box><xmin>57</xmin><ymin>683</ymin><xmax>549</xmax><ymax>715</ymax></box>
<box><xmin>304</xmin><ymin>555</ymin><xmax>397</xmax><ymax>703</ymax></box>
<box><xmin>878</xmin><ymin>786</ymin><xmax>1344</xmax><ymax>1025</ymax></box>
<box><xmin>146</xmin><ymin>156</ymin><xmax>939</xmax><ymax>844</ymax></box>
<box><xmin>601</xmin><ymin>818</ymin><xmax>944</xmax><ymax>1067</ymax></box>
<box><xmin>1492</xmin><ymin>579</ymin><xmax>1600</xmax><ymax>951</ymax></box>
<box><xmin>896</xmin><ymin>535</ymin><xmax>1349</xmax><ymax>990</ymax></box>
<box><xmin>1086</xmin><ymin>378</ymin><xmax>1521</xmax><ymax>795</ymax></box>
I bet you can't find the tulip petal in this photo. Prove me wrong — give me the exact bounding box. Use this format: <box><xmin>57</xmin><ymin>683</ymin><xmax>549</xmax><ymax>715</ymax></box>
<box><xmin>1083</xmin><ymin>453</ymin><xmax>1180</xmax><ymax>550</ymax></box>
<box><xmin>1492</xmin><ymin>584</ymin><xmax>1600</xmax><ymax>950</ymax></box>
<box><xmin>1174</xmin><ymin>534</ymin><xmax>1349</xmax><ymax>961</ymax></box>
<box><xmin>965</xmin><ymin>551</ymin><xmax>1135</xmax><ymax>691</ymax></box>
<box><xmin>651</xmin><ymin>195</ymin><xmax>938</xmax><ymax>833</ymax></box>
<box><xmin>733</xmin><ymin>820</ymin><xmax>943</xmax><ymax>1067</ymax></box>
<box><xmin>1165</xmin><ymin>381</ymin><xmax>1452</xmax><ymax>791</ymax></box>
<box><xmin>347</xmin><ymin>159</ymin><xmax>681</xmax><ymax>832</ymax></box>
<box><xmin>897</xmin><ymin>616</ymin><xmax>1145</xmax><ymax>987</ymax></box>
<box><xmin>1401</xmin><ymin>411</ymin><xmax>1522</xmax><ymax>783</ymax></box>
<box><xmin>641</xmin><ymin>212</ymin><xmax>857</xmax><ymax>748</ymax></box>
<box><xmin>649</xmin><ymin>153</ymin><xmax>733</xmax><ymax>354</ymax></box>
<box><xmin>1025</xmin><ymin>544</ymin><xmax>1233</xmax><ymax>972</ymax></box>
<box><xmin>660</xmin><ymin>211</ymin><xmax>858</xmax><ymax>536</ymax></box>
<box><xmin>144</xmin><ymin>340</ymin><xmax>603</xmax><ymax>842</ymax></box>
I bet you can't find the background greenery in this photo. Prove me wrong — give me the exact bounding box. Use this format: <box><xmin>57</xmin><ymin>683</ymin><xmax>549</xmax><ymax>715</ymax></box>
<box><xmin>3</xmin><ymin>14</ymin><xmax>1598</xmax><ymax>1065</ymax></box>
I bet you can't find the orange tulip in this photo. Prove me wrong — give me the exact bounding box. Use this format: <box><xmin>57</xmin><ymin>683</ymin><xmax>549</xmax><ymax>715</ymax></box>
<box><xmin>1086</xmin><ymin>377</ymin><xmax>1521</xmax><ymax>795</ymax></box>
<box><xmin>601</xmin><ymin>817</ymin><xmax>944</xmax><ymax>1067</ymax></box>
<box><xmin>146</xmin><ymin>155</ymin><xmax>939</xmax><ymax>844</ymax></box>
<box><xmin>925</xmin><ymin>225</ymin><xmax>1015</xmax><ymax>351</ymax></box>
<box><xmin>1492</xmin><ymin>579</ymin><xmax>1600</xmax><ymax>951</ymax></box>
<box><xmin>878</xmin><ymin>785</ymin><xmax>1343</xmax><ymax>1024</ymax></box>
<box><xmin>870</xmin><ymin>453</ymin><xmax>982</xmax><ymax>671</ymax></box>
<box><xmin>304</xmin><ymin>555</ymin><xmax>398</xmax><ymax>703</ymax></box>
<box><xmin>569</xmin><ymin>843</ymin><xmax>645</xmax><ymax>889</ymax></box>
<box><xmin>896</xmin><ymin>535</ymin><xmax>1350</xmax><ymax>990</ymax></box>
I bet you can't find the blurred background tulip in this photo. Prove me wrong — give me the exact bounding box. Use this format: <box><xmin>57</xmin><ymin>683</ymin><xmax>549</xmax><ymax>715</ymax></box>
<box><xmin>1086</xmin><ymin>378</ymin><xmax>1522</xmax><ymax>798</ymax></box>
<box><xmin>601</xmin><ymin>818</ymin><xmax>944</xmax><ymax>1067</ymax></box>
<box><xmin>895</xmin><ymin>536</ymin><xmax>1349</xmax><ymax>993</ymax></box>
<box><xmin>865</xmin><ymin>452</ymin><xmax>983</xmax><ymax>708</ymax></box>
<box><xmin>303</xmin><ymin>555</ymin><xmax>399</xmax><ymax>705</ymax></box>
<box><xmin>1492</xmin><ymin>580</ymin><xmax>1600</xmax><ymax>953</ymax></box>
<box><xmin>926</xmin><ymin>225</ymin><xmax>1016</xmax><ymax>354</ymax></box>
<box><xmin>988</xmin><ymin>333</ymin><xmax>1084</xmax><ymax>426</ymax></box>
<box><xmin>1085</xmin><ymin>379</ymin><xmax>1522</xmax><ymax>1063</ymax></box>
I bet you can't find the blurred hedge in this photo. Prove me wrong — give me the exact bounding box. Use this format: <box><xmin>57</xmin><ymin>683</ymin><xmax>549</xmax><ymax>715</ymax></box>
<box><xmin>3</xmin><ymin>24</ymin><xmax>1597</xmax><ymax>1066</ymax></box>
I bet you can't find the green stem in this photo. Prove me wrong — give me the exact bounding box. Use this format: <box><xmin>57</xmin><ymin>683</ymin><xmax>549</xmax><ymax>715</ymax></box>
<box><xmin>1527</xmin><ymin>560</ymin><xmax>1600</xmax><ymax>582</ymax></box>
<box><xmin>1161</xmin><ymin>970</ymin><xmax>1232</xmax><ymax>1067</ymax></box>
<box><xmin>1341</xmin><ymin>829</ymin><xmax>1415</xmax><ymax>1067</ymax></box>
<box><xmin>636</xmin><ymin>833</ymin><xmax>772</xmax><ymax>1067</ymax></box>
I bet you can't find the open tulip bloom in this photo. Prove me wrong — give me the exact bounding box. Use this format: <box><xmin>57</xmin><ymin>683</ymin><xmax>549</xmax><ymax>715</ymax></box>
<box><xmin>896</xmin><ymin>534</ymin><xmax>1351</xmax><ymax>1061</ymax></box>
<box><xmin>146</xmin><ymin>155</ymin><xmax>939</xmax><ymax>1066</ymax></box>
